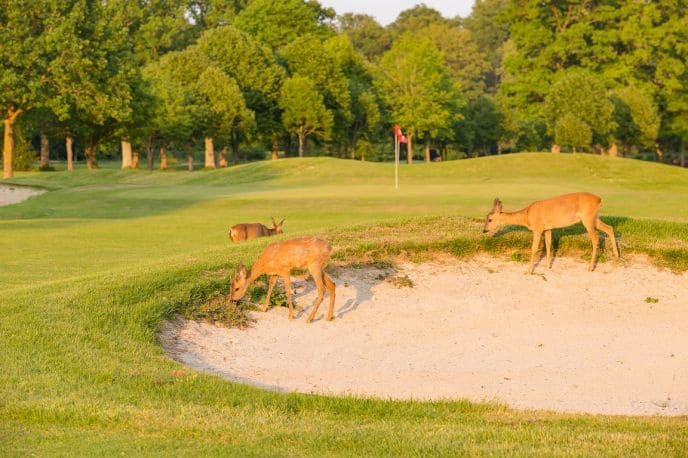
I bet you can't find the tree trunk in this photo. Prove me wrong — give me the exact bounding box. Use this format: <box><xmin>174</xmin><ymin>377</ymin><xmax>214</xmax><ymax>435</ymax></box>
<box><xmin>132</xmin><ymin>149</ymin><xmax>139</xmax><ymax>168</ymax></box>
<box><xmin>2</xmin><ymin>108</ymin><xmax>22</xmax><ymax>179</ymax></box>
<box><xmin>406</xmin><ymin>134</ymin><xmax>413</xmax><ymax>164</ymax></box>
<box><xmin>66</xmin><ymin>136</ymin><xmax>74</xmax><ymax>171</ymax></box>
<box><xmin>681</xmin><ymin>139</ymin><xmax>685</xmax><ymax>167</ymax></box>
<box><xmin>424</xmin><ymin>141</ymin><xmax>430</xmax><ymax>163</ymax></box>
<box><xmin>218</xmin><ymin>147</ymin><xmax>228</xmax><ymax>167</ymax></box>
<box><xmin>607</xmin><ymin>142</ymin><xmax>619</xmax><ymax>157</ymax></box>
<box><xmin>271</xmin><ymin>134</ymin><xmax>279</xmax><ymax>160</ymax></box>
<box><xmin>85</xmin><ymin>143</ymin><xmax>98</xmax><ymax>170</ymax></box>
<box><xmin>146</xmin><ymin>138</ymin><xmax>153</xmax><ymax>170</ymax></box>
<box><xmin>187</xmin><ymin>145</ymin><xmax>194</xmax><ymax>172</ymax></box>
<box><xmin>654</xmin><ymin>142</ymin><xmax>663</xmax><ymax>162</ymax></box>
<box><xmin>160</xmin><ymin>145</ymin><xmax>168</xmax><ymax>170</ymax></box>
<box><xmin>298</xmin><ymin>131</ymin><xmax>305</xmax><ymax>157</ymax></box>
<box><xmin>39</xmin><ymin>132</ymin><xmax>50</xmax><ymax>169</ymax></box>
<box><xmin>230</xmin><ymin>141</ymin><xmax>240</xmax><ymax>165</ymax></box>
<box><xmin>204</xmin><ymin>136</ymin><xmax>215</xmax><ymax>168</ymax></box>
<box><xmin>121</xmin><ymin>139</ymin><xmax>132</xmax><ymax>169</ymax></box>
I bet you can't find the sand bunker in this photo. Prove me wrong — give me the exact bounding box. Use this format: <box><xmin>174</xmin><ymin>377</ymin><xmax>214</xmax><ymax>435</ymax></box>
<box><xmin>0</xmin><ymin>184</ymin><xmax>44</xmax><ymax>206</ymax></box>
<box><xmin>160</xmin><ymin>255</ymin><xmax>688</xmax><ymax>416</ymax></box>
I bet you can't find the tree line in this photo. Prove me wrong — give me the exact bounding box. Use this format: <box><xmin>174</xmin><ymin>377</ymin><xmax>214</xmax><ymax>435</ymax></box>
<box><xmin>2</xmin><ymin>0</ymin><xmax>687</xmax><ymax>178</ymax></box>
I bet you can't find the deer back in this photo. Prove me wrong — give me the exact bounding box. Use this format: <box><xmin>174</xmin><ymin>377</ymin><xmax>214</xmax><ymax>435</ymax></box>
<box><xmin>253</xmin><ymin>237</ymin><xmax>332</xmax><ymax>275</ymax></box>
<box><xmin>229</xmin><ymin>223</ymin><xmax>271</xmax><ymax>241</ymax></box>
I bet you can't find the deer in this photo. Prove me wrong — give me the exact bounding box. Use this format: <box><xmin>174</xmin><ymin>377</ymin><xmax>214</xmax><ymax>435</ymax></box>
<box><xmin>229</xmin><ymin>218</ymin><xmax>284</xmax><ymax>242</ymax></box>
<box><xmin>230</xmin><ymin>236</ymin><xmax>336</xmax><ymax>323</ymax></box>
<box><xmin>483</xmin><ymin>192</ymin><xmax>620</xmax><ymax>274</ymax></box>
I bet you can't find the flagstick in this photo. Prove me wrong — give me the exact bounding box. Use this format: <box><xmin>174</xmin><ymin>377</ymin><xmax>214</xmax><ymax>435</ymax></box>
<box><xmin>394</xmin><ymin>134</ymin><xmax>399</xmax><ymax>190</ymax></box>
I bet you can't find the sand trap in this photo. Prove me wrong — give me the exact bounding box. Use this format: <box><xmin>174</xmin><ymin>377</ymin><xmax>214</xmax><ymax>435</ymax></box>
<box><xmin>0</xmin><ymin>184</ymin><xmax>44</xmax><ymax>206</ymax></box>
<box><xmin>160</xmin><ymin>255</ymin><xmax>688</xmax><ymax>416</ymax></box>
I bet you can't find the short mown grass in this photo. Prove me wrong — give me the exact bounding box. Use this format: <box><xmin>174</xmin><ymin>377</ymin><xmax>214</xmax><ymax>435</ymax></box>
<box><xmin>1</xmin><ymin>154</ymin><xmax>687</xmax><ymax>455</ymax></box>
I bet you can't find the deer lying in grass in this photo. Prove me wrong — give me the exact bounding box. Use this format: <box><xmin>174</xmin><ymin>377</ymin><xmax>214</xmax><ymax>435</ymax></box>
<box><xmin>230</xmin><ymin>237</ymin><xmax>336</xmax><ymax>323</ymax></box>
<box><xmin>483</xmin><ymin>192</ymin><xmax>620</xmax><ymax>273</ymax></box>
<box><xmin>229</xmin><ymin>218</ymin><xmax>284</xmax><ymax>242</ymax></box>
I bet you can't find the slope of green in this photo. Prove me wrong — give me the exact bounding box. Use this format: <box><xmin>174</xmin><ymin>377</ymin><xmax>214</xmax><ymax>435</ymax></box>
<box><xmin>1</xmin><ymin>154</ymin><xmax>687</xmax><ymax>455</ymax></box>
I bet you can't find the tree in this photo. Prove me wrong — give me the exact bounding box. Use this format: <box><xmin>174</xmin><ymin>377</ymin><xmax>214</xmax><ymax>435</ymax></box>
<box><xmin>376</xmin><ymin>33</ymin><xmax>464</xmax><ymax>162</ymax></box>
<box><xmin>279</xmin><ymin>76</ymin><xmax>333</xmax><ymax>157</ymax></box>
<box><xmin>422</xmin><ymin>24</ymin><xmax>489</xmax><ymax>101</ymax></box>
<box><xmin>0</xmin><ymin>1</ymin><xmax>104</xmax><ymax>177</ymax></box>
<box><xmin>464</xmin><ymin>0</ymin><xmax>510</xmax><ymax>92</ymax></box>
<box><xmin>611</xmin><ymin>87</ymin><xmax>660</xmax><ymax>155</ymax></box>
<box><xmin>234</xmin><ymin>0</ymin><xmax>335</xmax><ymax>50</ymax></box>
<box><xmin>555</xmin><ymin>113</ymin><xmax>592</xmax><ymax>152</ymax></box>
<box><xmin>457</xmin><ymin>96</ymin><xmax>503</xmax><ymax>155</ymax></box>
<box><xmin>337</xmin><ymin>13</ymin><xmax>391</xmax><ymax>61</ymax></box>
<box><xmin>388</xmin><ymin>4</ymin><xmax>454</xmax><ymax>37</ymax></box>
<box><xmin>197</xmin><ymin>26</ymin><xmax>285</xmax><ymax>160</ymax></box>
<box><xmin>196</xmin><ymin>66</ymin><xmax>255</xmax><ymax>166</ymax></box>
<box><xmin>543</xmin><ymin>70</ymin><xmax>615</xmax><ymax>148</ymax></box>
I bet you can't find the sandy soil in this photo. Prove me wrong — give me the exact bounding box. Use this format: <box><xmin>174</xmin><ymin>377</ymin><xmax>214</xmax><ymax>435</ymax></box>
<box><xmin>159</xmin><ymin>255</ymin><xmax>688</xmax><ymax>416</ymax></box>
<box><xmin>0</xmin><ymin>184</ymin><xmax>44</xmax><ymax>206</ymax></box>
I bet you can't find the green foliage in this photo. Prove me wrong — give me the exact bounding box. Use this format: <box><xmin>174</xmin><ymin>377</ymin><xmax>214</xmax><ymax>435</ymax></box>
<box><xmin>544</xmin><ymin>70</ymin><xmax>615</xmax><ymax>144</ymax></box>
<box><xmin>279</xmin><ymin>75</ymin><xmax>334</xmax><ymax>154</ymax></box>
<box><xmin>377</xmin><ymin>33</ymin><xmax>464</xmax><ymax>146</ymax></box>
<box><xmin>611</xmin><ymin>87</ymin><xmax>660</xmax><ymax>151</ymax></box>
<box><xmin>234</xmin><ymin>0</ymin><xmax>334</xmax><ymax>50</ymax></box>
<box><xmin>554</xmin><ymin>113</ymin><xmax>592</xmax><ymax>152</ymax></box>
<box><xmin>11</xmin><ymin>124</ymin><xmax>37</xmax><ymax>171</ymax></box>
<box><xmin>338</xmin><ymin>13</ymin><xmax>391</xmax><ymax>61</ymax></box>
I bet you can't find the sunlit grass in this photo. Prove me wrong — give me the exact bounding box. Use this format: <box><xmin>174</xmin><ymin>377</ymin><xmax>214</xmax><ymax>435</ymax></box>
<box><xmin>1</xmin><ymin>154</ymin><xmax>687</xmax><ymax>455</ymax></box>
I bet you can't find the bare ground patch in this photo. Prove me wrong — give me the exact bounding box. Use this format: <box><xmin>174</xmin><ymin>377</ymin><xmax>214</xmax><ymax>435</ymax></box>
<box><xmin>159</xmin><ymin>255</ymin><xmax>688</xmax><ymax>416</ymax></box>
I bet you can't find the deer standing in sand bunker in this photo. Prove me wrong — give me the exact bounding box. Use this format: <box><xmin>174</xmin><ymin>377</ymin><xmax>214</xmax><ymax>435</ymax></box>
<box><xmin>229</xmin><ymin>218</ymin><xmax>284</xmax><ymax>242</ymax></box>
<box><xmin>483</xmin><ymin>192</ymin><xmax>620</xmax><ymax>273</ymax></box>
<box><xmin>230</xmin><ymin>236</ymin><xmax>336</xmax><ymax>323</ymax></box>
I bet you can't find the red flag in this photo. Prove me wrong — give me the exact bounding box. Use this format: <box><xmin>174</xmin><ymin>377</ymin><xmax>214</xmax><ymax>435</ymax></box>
<box><xmin>394</xmin><ymin>124</ymin><xmax>408</xmax><ymax>143</ymax></box>
<box><xmin>394</xmin><ymin>124</ymin><xmax>402</xmax><ymax>139</ymax></box>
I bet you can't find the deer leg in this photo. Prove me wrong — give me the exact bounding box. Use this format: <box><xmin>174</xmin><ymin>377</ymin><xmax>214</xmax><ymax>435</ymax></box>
<box><xmin>596</xmin><ymin>218</ymin><xmax>620</xmax><ymax>257</ymax></box>
<box><xmin>527</xmin><ymin>230</ymin><xmax>543</xmax><ymax>274</ymax></box>
<box><xmin>324</xmin><ymin>273</ymin><xmax>336</xmax><ymax>321</ymax></box>
<box><xmin>306</xmin><ymin>265</ymin><xmax>326</xmax><ymax>323</ymax></box>
<box><xmin>262</xmin><ymin>275</ymin><xmax>277</xmax><ymax>312</ymax></box>
<box><xmin>582</xmin><ymin>218</ymin><xmax>599</xmax><ymax>271</ymax></box>
<box><xmin>282</xmin><ymin>274</ymin><xmax>294</xmax><ymax>320</ymax></box>
<box><xmin>544</xmin><ymin>230</ymin><xmax>553</xmax><ymax>269</ymax></box>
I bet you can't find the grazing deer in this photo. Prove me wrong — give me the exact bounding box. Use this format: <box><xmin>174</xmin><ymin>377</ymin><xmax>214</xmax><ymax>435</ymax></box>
<box><xmin>230</xmin><ymin>237</ymin><xmax>336</xmax><ymax>323</ymax></box>
<box><xmin>229</xmin><ymin>218</ymin><xmax>284</xmax><ymax>242</ymax></box>
<box><xmin>483</xmin><ymin>192</ymin><xmax>620</xmax><ymax>273</ymax></box>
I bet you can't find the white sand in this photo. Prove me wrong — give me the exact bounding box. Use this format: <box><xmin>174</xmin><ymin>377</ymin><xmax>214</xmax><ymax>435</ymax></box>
<box><xmin>159</xmin><ymin>255</ymin><xmax>688</xmax><ymax>416</ymax></box>
<box><xmin>0</xmin><ymin>184</ymin><xmax>44</xmax><ymax>206</ymax></box>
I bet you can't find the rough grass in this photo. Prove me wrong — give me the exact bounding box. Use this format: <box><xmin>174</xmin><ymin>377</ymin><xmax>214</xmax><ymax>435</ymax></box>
<box><xmin>1</xmin><ymin>154</ymin><xmax>688</xmax><ymax>455</ymax></box>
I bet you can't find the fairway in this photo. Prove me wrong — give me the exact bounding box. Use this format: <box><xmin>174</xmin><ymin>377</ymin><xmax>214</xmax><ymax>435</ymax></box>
<box><xmin>2</xmin><ymin>154</ymin><xmax>688</xmax><ymax>455</ymax></box>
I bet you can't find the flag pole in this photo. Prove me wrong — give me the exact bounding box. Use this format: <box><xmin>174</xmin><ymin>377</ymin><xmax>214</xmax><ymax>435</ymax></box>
<box><xmin>394</xmin><ymin>133</ymin><xmax>399</xmax><ymax>190</ymax></box>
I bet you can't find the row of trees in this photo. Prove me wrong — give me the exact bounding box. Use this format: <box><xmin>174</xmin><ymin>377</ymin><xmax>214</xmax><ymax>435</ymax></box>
<box><xmin>2</xmin><ymin>0</ymin><xmax>687</xmax><ymax>178</ymax></box>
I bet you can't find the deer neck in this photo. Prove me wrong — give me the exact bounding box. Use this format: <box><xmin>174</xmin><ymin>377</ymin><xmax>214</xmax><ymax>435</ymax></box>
<box><xmin>245</xmin><ymin>263</ymin><xmax>265</xmax><ymax>284</ymax></box>
<box><xmin>499</xmin><ymin>209</ymin><xmax>529</xmax><ymax>228</ymax></box>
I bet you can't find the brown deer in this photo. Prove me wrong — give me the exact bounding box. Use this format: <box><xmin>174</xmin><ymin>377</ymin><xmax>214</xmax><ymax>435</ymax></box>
<box><xmin>229</xmin><ymin>218</ymin><xmax>284</xmax><ymax>242</ymax></box>
<box><xmin>230</xmin><ymin>237</ymin><xmax>336</xmax><ymax>323</ymax></box>
<box><xmin>483</xmin><ymin>192</ymin><xmax>620</xmax><ymax>273</ymax></box>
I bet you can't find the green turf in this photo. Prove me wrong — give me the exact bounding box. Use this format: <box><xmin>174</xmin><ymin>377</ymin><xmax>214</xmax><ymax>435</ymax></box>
<box><xmin>1</xmin><ymin>153</ymin><xmax>687</xmax><ymax>455</ymax></box>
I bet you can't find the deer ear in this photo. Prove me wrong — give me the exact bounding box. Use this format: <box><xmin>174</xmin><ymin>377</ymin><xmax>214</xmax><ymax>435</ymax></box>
<box><xmin>236</xmin><ymin>262</ymin><xmax>246</xmax><ymax>276</ymax></box>
<box><xmin>279</xmin><ymin>218</ymin><xmax>285</xmax><ymax>226</ymax></box>
<box><xmin>271</xmin><ymin>217</ymin><xmax>276</xmax><ymax>226</ymax></box>
<box><xmin>493</xmin><ymin>198</ymin><xmax>502</xmax><ymax>212</ymax></box>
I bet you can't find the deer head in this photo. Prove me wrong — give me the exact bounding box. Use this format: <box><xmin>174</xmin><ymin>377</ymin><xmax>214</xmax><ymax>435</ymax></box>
<box><xmin>230</xmin><ymin>262</ymin><xmax>250</xmax><ymax>302</ymax></box>
<box><xmin>483</xmin><ymin>198</ymin><xmax>503</xmax><ymax>234</ymax></box>
<box><xmin>271</xmin><ymin>217</ymin><xmax>285</xmax><ymax>234</ymax></box>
